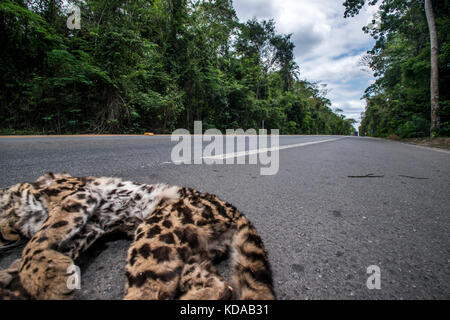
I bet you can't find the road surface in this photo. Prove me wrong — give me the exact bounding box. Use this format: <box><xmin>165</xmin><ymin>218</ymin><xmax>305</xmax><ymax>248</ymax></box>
<box><xmin>0</xmin><ymin>135</ymin><xmax>449</xmax><ymax>299</ymax></box>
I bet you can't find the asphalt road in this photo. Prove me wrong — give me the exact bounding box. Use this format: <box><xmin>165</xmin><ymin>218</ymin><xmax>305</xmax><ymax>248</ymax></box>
<box><xmin>0</xmin><ymin>135</ymin><xmax>449</xmax><ymax>300</ymax></box>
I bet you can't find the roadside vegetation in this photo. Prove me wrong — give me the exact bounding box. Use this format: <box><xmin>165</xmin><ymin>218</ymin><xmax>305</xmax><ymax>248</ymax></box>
<box><xmin>0</xmin><ymin>0</ymin><xmax>356</xmax><ymax>135</ymax></box>
<box><xmin>344</xmin><ymin>0</ymin><xmax>449</xmax><ymax>138</ymax></box>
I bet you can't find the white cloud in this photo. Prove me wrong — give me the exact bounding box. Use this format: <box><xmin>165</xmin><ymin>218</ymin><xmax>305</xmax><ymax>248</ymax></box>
<box><xmin>233</xmin><ymin>0</ymin><xmax>379</xmax><ymax>129</ymax></box>
<box><xmin>232</xmin><ymin>0</ymin><xmax>276</xmax><ymax>20</ymax></box>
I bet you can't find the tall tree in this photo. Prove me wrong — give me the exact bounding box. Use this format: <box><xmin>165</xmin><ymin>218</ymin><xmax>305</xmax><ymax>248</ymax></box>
<box><xmin>0</xmin><ymin>0</ymin><xmax>356</xmax><ymax>136</ymax></box>
<box><xmin>344</xmin><ymin>0</ymin><xmax>449</xmax><ymax>138</ymax></box>
<box><xmin>425</xmin><ymin>0</ymin><xmax>440</xmax><ymax>135</ymax></box>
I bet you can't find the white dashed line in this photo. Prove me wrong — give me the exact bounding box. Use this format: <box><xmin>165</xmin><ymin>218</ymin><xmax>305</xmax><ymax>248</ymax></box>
<box><xmin>162</xmin><ymin>137</ymin><xmax>346</xmax><ymax>164</ymax></box>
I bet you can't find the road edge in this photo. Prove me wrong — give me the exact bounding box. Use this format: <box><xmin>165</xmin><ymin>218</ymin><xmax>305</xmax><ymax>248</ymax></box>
<box><xmin>358</xmin><ymin>136</ymin><xmax>450</xmax><ymax>155</ymax></box>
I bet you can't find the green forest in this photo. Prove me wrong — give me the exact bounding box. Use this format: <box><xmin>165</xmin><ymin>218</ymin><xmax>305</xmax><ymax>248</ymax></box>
<box><xmin>344</xmin><ymin>0</ymin><xmax>449</xmax><ymax>138</ymax></box>
<box><xmin>0</xmin><ymin>0</ymin><xmax>357</xmax><ymax>135</ymax></box>
<box><xmin>1</xmin><ymin>1</ymin><xmax>448</xmax><ymax>137</ymax></box>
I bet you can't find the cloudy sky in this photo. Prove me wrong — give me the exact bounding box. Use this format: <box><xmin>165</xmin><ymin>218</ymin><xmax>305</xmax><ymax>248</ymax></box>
<box><xmin>233</xmin><ymin>0</ymin><xmax>379</xmax><ymax>127</ymax></box>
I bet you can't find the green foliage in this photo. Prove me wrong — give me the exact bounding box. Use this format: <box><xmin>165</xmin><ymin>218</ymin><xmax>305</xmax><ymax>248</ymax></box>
<box><xmin>395</xmin><ymin>116</ymin><xmax>429</xmax><ymax>138</ymax></box>
<box><xmin>0</xmin><ymin>0</ymin><xmax>355</xmax><ymax>135</ymax></box>
<box><xmin>345</xmin><ymin>0</ymin><xmax>450</xmax><ymax>137</ymax></box>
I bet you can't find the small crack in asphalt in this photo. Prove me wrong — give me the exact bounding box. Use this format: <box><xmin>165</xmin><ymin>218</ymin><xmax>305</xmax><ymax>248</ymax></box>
<box><xmin>348</xmin><ymin>173</ymin><xmax>384</xmax><ymax>178</ymax></box>
<box><xmin>398</xmin><ymin>175</ymin><xmax>429</xmax><ymax>180</ymax></box>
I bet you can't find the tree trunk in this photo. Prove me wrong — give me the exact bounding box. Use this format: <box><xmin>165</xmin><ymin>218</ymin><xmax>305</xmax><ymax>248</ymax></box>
<box><xmin>424</xmin><ymin>0</ymin><xmax>440</xmax><ymax>136</ymax></box>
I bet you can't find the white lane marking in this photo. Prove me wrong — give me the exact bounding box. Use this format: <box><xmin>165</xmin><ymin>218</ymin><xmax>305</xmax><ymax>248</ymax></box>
<box><xmin>162</xmin><ymin>137</ymin><xmax>346</xmax><ymax>164</ymax></box>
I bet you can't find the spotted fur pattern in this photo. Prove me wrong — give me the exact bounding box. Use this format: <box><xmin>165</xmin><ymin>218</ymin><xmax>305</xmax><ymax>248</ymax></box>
<box><xmin>0</xmin><ymin>173</ymin><xmax>274</xmax><ymax>300</ymax></box>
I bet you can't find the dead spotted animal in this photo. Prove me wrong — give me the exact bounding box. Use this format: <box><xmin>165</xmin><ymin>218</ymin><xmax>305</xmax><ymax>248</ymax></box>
<box><xmin>0</xmin><ymin>173</ymin><xmax>275</xmax><ymax>300</ymax></box>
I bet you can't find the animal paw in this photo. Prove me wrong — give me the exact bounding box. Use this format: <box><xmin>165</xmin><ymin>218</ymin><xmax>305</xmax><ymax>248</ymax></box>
<box><xmin>0</xmin><ymin>259</ymin><xmax>32</xmax><ymax>300</ymax></box>
<box><xmin>179</xmin><ymin>262</ymin><xmax>232</xmax><ymax>300</ymax></box>
<box><xmin>20</xmin><ymin>249</ymin><xmax>76</xmax><ymax>299</ymax></box>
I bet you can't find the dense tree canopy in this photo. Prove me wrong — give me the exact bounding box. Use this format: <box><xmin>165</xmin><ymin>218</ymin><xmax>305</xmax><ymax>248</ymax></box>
<box><xmin>0</xmin><ymin>0</ymin><xmax>356</xmax><ymax>135</ymax></box>
<box><xmin>344</xmin><ymin>0</ymin><xmax>449</xmax><ymax>138</ymax></box>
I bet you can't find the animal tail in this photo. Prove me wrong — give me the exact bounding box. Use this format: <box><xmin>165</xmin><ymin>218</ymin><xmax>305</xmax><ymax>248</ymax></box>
<box><xmin>230</xmin><ymin>212</ymin><xmax>275</xmax><ymax>300</ymax></box>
